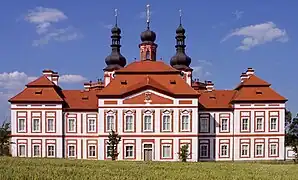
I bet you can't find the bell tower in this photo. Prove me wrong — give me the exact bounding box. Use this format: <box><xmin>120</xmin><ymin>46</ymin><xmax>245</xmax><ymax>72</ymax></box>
<box><xmin>139</xmin><ymin>4</ymin><xmax>158</xmax><ymax>61</ymax></box>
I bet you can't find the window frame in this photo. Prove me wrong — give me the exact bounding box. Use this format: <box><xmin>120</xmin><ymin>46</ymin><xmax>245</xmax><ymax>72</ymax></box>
<box><xmin>180</xmin><ymin>110</ymin><xmax>191</xmax><ymax>132</ymax></box>
<box><xmin>199</xmin><ymin>144</ymin><xmax>208</xmax><ymax>158</ymax></box>
<box><xmin>255</xmin><ymin>144</ymin><xmax>264</xmax><ymax>157</ymax></box>
<box><xmin>161</xmin><ymin>144</ymin><xmax>172</xmax><ymax>159</ymax></box>
<box><xmin>124</xmin><ymin>145</ymin><xmax>134</xmax><ymax>158</ymax></box>
<box><xmin>124</xmin><ymin>111</ymin><xmax>135</xmax><ymax>132</ymax></box>
<box><xmin>18</xmin><ymin>144</ymin><xmax>26</xmax><ymax>157</ymax></box>
<box><xmin>87</xmin><ymin>118</ymin><xmax>96</xmax><ymax>133</ymax></box>
<box><xmin>88</xmin><ymin>145</ymin><xmax>96</xmax><ymax>158</ymax></box>
<box><xmin>220</xmin><ymin>118</ymin><xmax>229</xmax><ymax>132</ymax></box>
<box><xmin>269</xmin><ymin>117</ymin><xmax>278</xmax><ymax>132</ymax></box>
<box><xmin>47</xmin><ymin>145</ymin><xmax>55</xmax><ymax>157</ymax></box>
<box><xmin>241</xmin><ymin>117</ymin><xmax>249</xmax><ymax>132</ymax></box>
<box><xmin>46</xmin><ymin>118</ymin><xmax>55</xmax><ymax>132</ymax></box>
<box><xmin>17</xmin><ymin>118</ymin><xmax>26</xmax><ymax>133</ymax></box>
<box><xmin>105</xmin><ymin>111</ymin><xmax>116</xmax><ymax>132</ymax></box>
<box><xmin>143</xmin><ymin>110</ymin><xmax>153</xmax><ymax>132</ymax></box>
<box><xmin>67</xmin><ymin>118</ymin><xmax>76</xmax><ymax>133</ymax></box>
<box><xmin>255</xmin><ymin>117</ymin><xmax>264</xmax><ymax>131</ymax></box>
<box><xmin>240</xmin><ymin>144</ymin><xmax>249</xmax><ymax>158</ymax></box>
<box><xmin>32</xmin><ymin>144</ymin><xmax>41</xmax><ymax>157</ymax></box>
<box><xmin>199</xmin><ymin>117</ymin><xmax>209</xmax><ymax>133</ymax></box>
<box><xmin>68</xmin><ymin>145</ymin><xmax>76</xmax><ymax>158</ymax></box>
<box><xmin>32</xmin><ymin>118</ymin><xmax>41</xmax><ymax>133</ymax></box>
<box><xmin>161</xmin><ymin>110</ymin><xmax>172</xmax><ymax>132</ymax></box>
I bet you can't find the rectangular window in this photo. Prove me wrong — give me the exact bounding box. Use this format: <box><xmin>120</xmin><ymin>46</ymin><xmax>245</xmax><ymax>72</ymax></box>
<box><xmin>32</xmin><ymin>118</ymin><xmax>40</xmax><ymax>132</ymax></box>
<box><xmin>270</xmin><ymin>118</ymin><xmax>277</xmax><ymax>131</ymax></box>
<box><xmin>255</xmin><ymin>144</ymin><xmax>263</xmax><ymax>156</ymax></box>
<box><xmin>200</xmin><ymin>118</ymin><xmax>208</xmax><ymax>132</ymax></box>
<box><xmin>144</xmin><ymin>115</ymin><xmax>152</xmax><ymax>131</ymax></box>
<box><xmin>162</xmin><ymin>115</ymin><xmax>171</xmax><ymax>131</ymax></box>
<box><xmin>47</xmin><ymin>145</ymin><xmax>55</xmax><ymax>157</ymax></box>
<box><xmin>181</xmin><ymin>115</ymin><xmax>189</xmax><ymax>131</ymax></box>
<box><xmin>256</xmin><ymin>118</ymin><xmax>263</xmax><ymax>131</ymax></box>
<box><xmin>200</xmin><ymin>145</ymin><xmax>208</xmax><ymax>157</ymax></box>
<box><xmin>18</xmin><ymin>118</ymin><xmax>25</xmax><ymax>132</ymax></box>
<box><xmin>221</xmin><ymin>118</ymin><xmax>228</xmax><ymax>132</ymax></box>
<box><xmin>162</xmin><ymin>145</ymin><xmax>171</xmax><ymax>158</ymax></box>
<box><xmin>241</xmin><ymin>144</ymin><xmax>249</xmax><ymax>157</ymax></box>
<box><xmin>18</xmin><ymin>144</ymin><xmax>26</xmax><ymax>157</ymax></box>
<box><xmin>68</xmin><ymin>145</ymin><xmax>76</xmax><ymax>157</ymax></box>
<box><xmin>68</xmin><ymin>119</ymin><xmax>76</xmax><ymax>132</ymax></box>
<box><xmin>241</xmin><ymin>118</ymin><xmax>249</xmax><ymax>131</ymax></box>
<box><xmin>107</xmin><ymin>115</ymin><xmax>114</xmax><ymax>131</ymax></box>
<box><xmin>88</xmin><ymin>145</ymin><xmax>96</xmax><ymax>157</ymax></box>
<box><xmin>220</xmin><ymin>144</ymin><xmax>228</xmax><ymax>157</ymax></box>
<box><xmin>270</xmin><ymin>144</ymin><xmax>277</xmax><ymax>156</ymax></box>
<box><xmin>47</xmin><ymin>118</ymin><xmax>54</xmax><ymax>132</ymax></box>
<box><xmin>88</xmin><ymin>119</ymin><xmax>96</xmax><ymax>132</ymax></box>
<box><xmin>33</xmin><ymin>145</ymin><xmax>40</xmax><ymax>157</ymax></box>
<box><xmin>125</xmin><ymin>145</ymin><xmax>134</xmax><ymax>158</ymax></box>
<box><xmin>125</xmin><ymin>115</ymin><xmax>133</xmax><ymax>131</ymax></box>
<box><xmin>106</xmin><ymin>145</ymin><xmax>112</xmax><ymax>158</ymax></box>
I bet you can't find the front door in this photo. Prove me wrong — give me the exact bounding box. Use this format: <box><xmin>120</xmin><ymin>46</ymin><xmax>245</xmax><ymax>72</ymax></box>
<box><xmin>143</xmin><ymin>144</ymin><xmax>153</xmax><ymax>161</ymax></box>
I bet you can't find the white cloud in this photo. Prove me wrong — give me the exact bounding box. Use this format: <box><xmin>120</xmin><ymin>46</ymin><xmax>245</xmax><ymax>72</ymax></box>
<box><xmin>59</xmin><ymin>74</ymin><xmax>87</xmax><ymax>83</ymax></box>
<box><xmin>233</xmin><ymin>10</ymin><xmax>244</xmax><ymax>20</ymax></box>
<box><xmin>23</xmin><ymin>7</ymin><xmax>82</xmax><ymax>46</ymax></box>
<box><xmin>221</xmin><ymin>22</ymin><xmax>288</xmax><ymax>50</ymax></box>
<box><xmin>192</xmin><ymin>60</ymin><xmax>212</xmax><ymax>80</ymax></box>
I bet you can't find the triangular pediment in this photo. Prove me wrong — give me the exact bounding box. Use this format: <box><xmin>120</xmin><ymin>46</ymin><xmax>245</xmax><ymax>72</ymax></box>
<box><xmin>123</xmin><ymin>90</ymin><xmax>173</xmax><ymax>104</ymax></box>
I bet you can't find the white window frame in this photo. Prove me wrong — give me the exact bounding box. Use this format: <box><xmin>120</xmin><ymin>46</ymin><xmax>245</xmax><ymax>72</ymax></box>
<box><xmin>162</xmin><ymin>144</ymin><xmax>172</xmax><ymax>158</ymax></box>
<box><xmin>47</xmin><ymin>145</ymin><xmax>55</xmax><ymax>157</ymax></box>
<box><xmin>220</xmin><ymin>144</ymin><xmax>229</xmax><ymax>157</ymax></box>
<box><xmin>68</xmin><ymin>118</ymin><xmax>76</xmax><ymax>132</ymax></box>
<box><xmin>88</xmin><ymin>145</ymin><xmax>96</xmax><ymax>157</ymax></box>
<box><xmin>256</xmin><ymin>117</ymin><xmax>264</xmax><ymax>131</ymax></box>
<box><xmin>88</xmin><ymin>118</ymin><xmax>96</xmax><ymax>132</ymax></box>
<box><xmin>143</xmin><ymin>111</ymin><xmax>153</xmax><ymax>132</ymax></box>
<box><xmin>181</xmin><ymin>111</ymin><xmax>190</xmax><ymax>131</ymax></box>
<box><xmin>241</xmin><ymin>117</ymin><xmax>249</xmax><ymax>131</ymax></box>
<box><xmin>162</xmin><ymin>111</ymin><xmax>172</xmax><ymax>132</ymax></box>
<box><xmin>47</xmin><ymin>118</ymin><xmax>55</xmax><ymax>132</ymax></box>
<box><xmin>18</xmin><ymin>144</ymin><xmax>26</xmax><ymax>157</ymax></box>
<box><xmin>68</xmin><ymin>145</ymin><xmax>76</xmax><ymax>157</ymax></box>
<box><xmin>269</xmin><ymin>143</ymin><xmax>278</xmax><ymax>156</ymax></box>
<box><xmin>18</xmin><ymin>118</ymin><xmax>26</xmax><ymax>132</ymax></box>
<box><xmin>32</xmin><ymin>144</ymin><xmax>41</xmax><ymax>157</ymax></box>
<box><xmin>32</xmin><ymin>118</ymin><xmax>41</xmax><ymax>132</ymax></box>
<box><xmin>220</xmin><ymin>118</ymin><xmax>229</xmax><ymax>132</ymax></box>
<box><xmin>199</xmin><ymin>144</ymin><xmax>208</xmax><ymax>158</ymax></box>
<box><xmin>270</xmin><ymin>117</ymin><xmax>278</xmax><ymax>131</ymax></box>
<box><xmin>255</xmin><ymin>144</ymin><xmax>264</xmax><ymax>157</ymax></box>
<box><xmin>124</xmin><ymin>145</ymin><xmax>134</xmax><ymax>158</ymax></box>
<box><xmin>124</xmin><ymin>112</ymin><xmax>134</xmax><ymax>132</ymax></box>
<box><xmin>106</xmin><ymin>145</ymin><xmax>113</xmax><ymax>158</ymax></box>
<box><xmin>199</xmin><ymin>117</ymin><xmax>209</xmax><ymax>133</ymax></box>
<box><xmin>106</xmin><ymin>112</ymin><xmax>116</xmax><ymax>132</ymax></box>
<box><xmin>241</xmin><ymin>144</ymin><xmax>249</xmax><ymax>157</ymax></box>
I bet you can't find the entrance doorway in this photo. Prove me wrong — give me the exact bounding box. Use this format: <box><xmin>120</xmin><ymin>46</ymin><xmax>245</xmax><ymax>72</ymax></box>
<box><xmin>143</xmin><ymin>144</ymin><xmax>153</xmax><ymax>161</ymax></box>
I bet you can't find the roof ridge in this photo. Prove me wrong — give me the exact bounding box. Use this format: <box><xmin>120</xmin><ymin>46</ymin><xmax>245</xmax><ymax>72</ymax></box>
<box><xmin>26</xmin><ymin>75</ymin><xmax>56</xmax><ymax>87</ymax></box>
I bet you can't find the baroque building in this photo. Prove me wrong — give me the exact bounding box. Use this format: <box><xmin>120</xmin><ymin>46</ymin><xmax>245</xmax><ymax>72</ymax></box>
<box><xmin>9</xmin><ymin>7</ymin><xmax>287</xmax><ymax>161</ymax></box>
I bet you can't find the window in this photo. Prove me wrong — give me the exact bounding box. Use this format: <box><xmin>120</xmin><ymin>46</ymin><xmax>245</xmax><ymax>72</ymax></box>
<box><xmin>106</xmin><ymin>115</ymin><xmax>114</xmax><ymax>131</ymax></box>
<box><xmin>181</xmin><ymin>115</ymin><xmax>189</xmax><ymax>131</ymax></box>
<box><xmin>106</xmin><ymin>145</ymin><xmax>112</xmax><ymax>158</ymax></box>
<box><xmin>270</xmin><ymin>118</ymin><xmax>277</xmax><ymax>130</ymax></box>
<box><xmin>146</xmin><ymin>50</ymin><xmax>150</xmax><ymax>60</ymax></box>
<box><xmin>200</xmin><ymin>145</ymin><xmax>208</xmax><ymax>157</ymax></box>
<box><xmin>220</xmin><ymin>145</ymin><xmax>228</xmax><ymax>157</ymax></box>
<box><xmin>88</xmin><ymin>145</ymin><xmax>96</xmax><ymax>157</ymax></box>
<box><xmin>18</xmin><ymin>118</ymin><xmax>25</xmax><ymax>132</ymax></box>
<box><xmin>47</xmin><ymin>119</ymin><xmax>54</xmax><ymax>132</ymax></box>
<box><xmin>221</xmin><ymin>118</ymin><xmax>228</xmax><ymax>131</ymax></box>
<box><xmin>162</xmin><ymin>145</ymin><xmax>171</xmax><ymax>158</ymax></box>
<box><xmin>88</xmin><ymin>119</ymin><xmax>96</xmax><ymax>132</ymax></box>
<box><xmin>33</xmin><ymin>145</ymin><xmax>40</xmax><ymax>157</ymax></box>
<box><xmin>241</xmin><ymin>118</ymin><xmax>249</xmax><ymax>131</ymax></box>
<box><xmin>125</xmin><ymin>115</ymin><xmax>133</xmax><ymax>131</ymax></box>
<box><xmin>32</xmin><ymin>118</ymin><xmax>40</xmax><ymax>132</ymax></box>
<box><xmin>125</xmin><ymin>145</ymin><xmax>134</xmax><ymax>158</ymax></box>
<box><xmin>256</xmin><ymin>118</ymin><xmax>263</xmax><ymax>131</ymax></box>
<box><xmin>255</xmin><ymin>144</ymin><xmax>263</xmax><ymax>156</ymax></box>
<box><xmin>200</xmin><ymin>118</ymin><xmax>208</xmax><ymax>132</ymax></box>
<box><xmin>18</xmin><ymin>145</ymin><xmax>26</xmax><ymax>157</ymax></box>
<box><xmin>68</xmin><ymin>119</ymin><xmax>76</xmax><ymax>132</ymax></box>
<box><xmin>162</xmin><ymin>114</ymin><xmax>171</xmax><ymax>131</ymax></box>
<box><xmin>270</xmin><ymin>144</ymin><xmax>277</xmax><ymax>156</ymax></box>
<box><xmin>144</xmin><ymin>115</ymin><xmax>152</xmax><ymax>131</ymax></box>
<box><xmin>47</xmin><ymin>145</ymin><xmax>55</xmax><ymax>157</ymax></box>
<box><xmin>68</xmin><ymin>145</ymin><xmax>76</xmax><ymax>157</ymax></box>
<box><xmin>241</xmin><ymin>144</ymin><xmax>249</xmax><ymax>156</ymax></box>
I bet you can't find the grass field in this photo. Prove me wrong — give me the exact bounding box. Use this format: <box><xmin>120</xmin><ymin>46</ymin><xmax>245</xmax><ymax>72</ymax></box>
<box><xmin>0</xmin><ymin>157</ymin><xmax>297</xmax><ymax>180</ymax></box>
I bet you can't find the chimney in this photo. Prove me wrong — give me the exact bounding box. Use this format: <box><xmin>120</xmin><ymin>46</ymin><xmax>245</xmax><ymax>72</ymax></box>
<box><xmin>240</xmin><ymin>72</ymin><xmax>249</xmax><ymax>82</ymax></box>
<box><xmin>51</xmin><ymin>72</ymin><xmax>59</xmax><ymax>85</ymax></box>
<box><xmin>84</xmin><ymin>81</ymin><xmax>91</xmax><ymax>91</ymax></box>
<box><xmin>42</xmin><ymin>69</ymin><xmax>54</xmax><ymax>81</ymax></box>
<box><xmin>246</xmin><ymin>67</ymin><xmax>255</xmax><ymax>76</ymax></box>
<box><xmin>205</xmin><ymin>80</ymin><xmax>214</xmax><ymax>92</ymax></box>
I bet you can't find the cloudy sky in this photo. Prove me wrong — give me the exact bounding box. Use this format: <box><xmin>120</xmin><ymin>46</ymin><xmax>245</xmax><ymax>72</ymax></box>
<box><xmin>0</xmin><ymin>0</ymin><xmax>297</xmax><ymax>121</ymax></box>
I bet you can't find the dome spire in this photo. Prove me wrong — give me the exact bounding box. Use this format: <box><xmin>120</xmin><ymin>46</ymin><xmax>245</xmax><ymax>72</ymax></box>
<box><xmin>146</xmin><ymin>4</ymin><xmax>150</xmax><ymax>29</ymax></box>
<box><xmin>170</xmin><ymin>10</ymin><xmax>191</xmax><ymax>70</ymax></box>
<box><xmin>104</xmin><ymin>9</ymin><xmax>127</xmax><ymax>71</ymax></box>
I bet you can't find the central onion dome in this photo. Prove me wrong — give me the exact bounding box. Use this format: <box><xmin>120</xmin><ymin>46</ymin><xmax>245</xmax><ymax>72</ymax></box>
<box><xmin>140</xmin><ymin>28</ymin><xmax>156</xmax><ymax>43</ymax></box>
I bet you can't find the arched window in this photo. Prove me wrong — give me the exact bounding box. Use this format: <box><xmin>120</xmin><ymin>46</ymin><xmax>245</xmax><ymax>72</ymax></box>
<box><xmin>146</xmin><ymin>50</ymin><xmax>150</xmax><ymax>60</ymax></box>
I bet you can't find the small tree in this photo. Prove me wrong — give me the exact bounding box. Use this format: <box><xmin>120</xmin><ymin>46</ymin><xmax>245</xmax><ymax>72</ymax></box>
<box><xmin>286</xmin><ymin>113</ymin><xmax>298</xmax><ymax>163</ymax></box>
<box><xmin>107</xmin><ymin>130</ymin><xmax>121</xmax><ymax>161</ymax></box>
<box><xmin>0</xmin><ymin>121</ymin><xmax>13</xmax><ymax>156</ymax></box>
<box><xmin>178</xmin><ymin>144</ymin><xmax>190</xmax><ymax>162</ymax></box>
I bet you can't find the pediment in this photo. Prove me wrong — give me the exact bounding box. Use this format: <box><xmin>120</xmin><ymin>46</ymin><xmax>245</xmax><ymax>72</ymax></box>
<box><xmin>123</xmin><ymin>91</ymin><xmax>173</xmax><ymax>105</ymax></box>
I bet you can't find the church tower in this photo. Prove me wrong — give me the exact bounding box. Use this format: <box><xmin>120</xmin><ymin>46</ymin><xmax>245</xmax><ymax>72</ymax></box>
<box><xmin>139</xmin><ymin>5</ymin><xmax>158</xmax><ymax>61</ymax></box>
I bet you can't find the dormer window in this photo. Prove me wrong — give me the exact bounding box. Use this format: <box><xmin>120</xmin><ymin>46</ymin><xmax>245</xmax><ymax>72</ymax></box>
<box><xmin>256</xmin><ymin>90</ymin><xmax>262</xmax><ymax>95</ymax></box>
<box><xmin>35</xmin><ymin>89</ymin><xmax>42</xmax><ymax>95</ymax></box>
<box><xmin>82</xmin><ymin>96</ymin><xmax>88</xmax><ymax>100</ymax></box>
<box><xmin>121</xmin><ymin>80</ymin><xmax>127</xmax><ymax>85</ymax></box>
<box><xmin>170</xmin><ymin>80</ymin><xmax>176</xmax><ymax>84</ymax></box>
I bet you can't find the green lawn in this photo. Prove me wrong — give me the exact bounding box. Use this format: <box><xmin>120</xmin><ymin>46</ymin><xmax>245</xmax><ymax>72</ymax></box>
<box><xmin>0</xmin><ymin>157</ymin><xmax>297</xmax><ymax>180</ymax></box>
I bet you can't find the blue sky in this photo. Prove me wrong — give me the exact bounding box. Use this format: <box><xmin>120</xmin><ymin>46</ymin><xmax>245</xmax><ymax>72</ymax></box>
<box><xmin>0</xmin><ymin>0</ymin><xmax>297</xmax><ymax>121</ymax></box>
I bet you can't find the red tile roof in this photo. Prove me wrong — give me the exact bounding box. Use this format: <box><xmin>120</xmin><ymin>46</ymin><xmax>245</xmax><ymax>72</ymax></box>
<box><xmin>199</xmin><ymin>90</ymin><xmax>236</xmax><ymax>109</ymax></box>
<box><xmin>62</xmin><ymin>90</ymin><xmax>98</xmax><ymax>111</ymax></box>
<box><xmin>26</xmin><ymin>76</ymin><xmax>55</xmax><ymax>87</ymax></box>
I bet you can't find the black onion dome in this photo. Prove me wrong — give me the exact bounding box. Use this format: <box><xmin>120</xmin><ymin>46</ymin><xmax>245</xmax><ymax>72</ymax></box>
<box><xmin>141</xmin><ymin>29</ymin><xmax>156</xmax><ymax>42</ymax></box>
<box><xmin>105</xmin><ymin>52</ymin><xmax>126</xmax><ymax>67</ymax></box>
<box><xmin>111</xmin><ymin>26</ymin><xmax>121</xmax><ymax>34</ymax></box>
<box><xmin>176</xmin><ymin>25</ymin><xmax>185</xmax><ymax>34</ymax></box>
<box><xmin>170</xmin><ymin>52</ymin><xmax>191</xmax><ymax>67</ymax></box>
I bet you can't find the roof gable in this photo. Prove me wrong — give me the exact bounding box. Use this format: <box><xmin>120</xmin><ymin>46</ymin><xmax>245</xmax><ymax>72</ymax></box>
<box><xmin>123</xmin><ymin>91</ymin><xmax>173</xmax><ymax>104</ymax></box>
<box><xmin>235</xmin><ymin>74</ymin><xmax>270</xmax><ymax>89</ymax></box>
<box><xmin>26</xmin><ymin>75</ymin><xmax>55</xmax><ymax>87</ymax></box>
